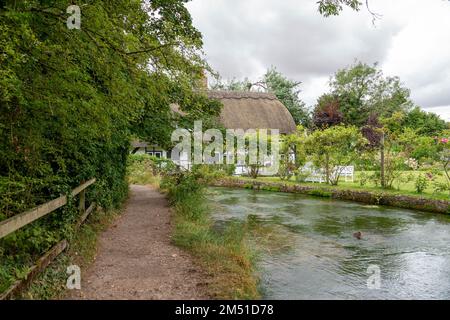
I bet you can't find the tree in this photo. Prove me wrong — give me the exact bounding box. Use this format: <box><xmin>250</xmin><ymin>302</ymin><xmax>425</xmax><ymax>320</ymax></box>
<box><xmin>371</xmin><ymin>112</ymin><xmax>416</xmax><ymax>189</ymax></box>
<box><xmin>329</xmin><ymin>61</ymin><xmax>413</xmax><ymax>127</ymax></box>
<box><xmin>0</xmin><ymin>0</ymin><xmax>213</xmax><ymax>213</ymax></box>
<box><xmin>242</xmin><ymin>130</ymin><xmax>277</xmax><ymax>179</ymax></box>
<box><xmin>317</xmin><ymin>0</ymin><xmax>362</xmax><ymax>16</ymax></box>
<box><xmin>361</xmin><ymin>113</ymin><xmax>383</xmax><ymax>148</ymax></box>
<box><xmin>313</xmin><ymin>94</ymin><xmax>344</xmax><ymax>128</ymax></box>
<box><xmin>0</xmin><ymin>0</ymin><xmax>218</xmax><ymax>283</ymax></box>
<box><xmin>305</xmin><ymin>125</ymin><xmax>367</xmax><ymax>185</ymax></box>
<box><xmin>436</xmin><ymin>134</ymin><xmax>450</xmax><ymax>194</ymax></box>
<box><xmin>210</xmin><ymin>77</ymin><xmax>253</xmax><ymax>92</ymax></box>
<box><xmin>403</xmin><ymin>107</ymin><xmax>447</xmax><ymax>137</ymax></box>
<box><xmin>262</xmin><ymin>67</ymin><xmax>311</xmax><ymax>127</ymax></box>
<box><xmin>278</xmin><ymin>125</ymin><xmax>308</xmax><ymax>180</ymax></box>
<box><xmin>317</xmin><ymin>0</ymin><xmax>381</xmax><ymax>23</ymax></box>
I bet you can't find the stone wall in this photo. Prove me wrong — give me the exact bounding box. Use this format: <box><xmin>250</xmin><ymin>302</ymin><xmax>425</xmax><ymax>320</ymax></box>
<box><xmin>212</xmin><ymin>178</ymin><xmax>450</xmax><ymax>215</ymax></box>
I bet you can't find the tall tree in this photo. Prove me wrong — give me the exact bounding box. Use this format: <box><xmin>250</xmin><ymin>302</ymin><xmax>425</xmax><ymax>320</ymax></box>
<box><xmin>329</xmin><ymin>61</ymin><xmax>413</xmax><ymax>127</ymax></box>
<box><xmin>313</xmin><ymin>94</ymin><xmax>344</xmax><ymax>128</ymax></box>
<box><xmin>0</xmin><ymin>0</ymin><xmax>218</xmax><ymax>279</ymax></box>
<box><xmin>403</xmin><ymin>107</ymin><xmax>447</xmax><ymax>136</ymax></box>
<box><xmin>317</xmin><ymin>0</ymin><xmax>362</xmax><ymax>16</ymax></box>
<box><xmin>317</xmin><ymin>0</ymin><xmax>381</xmax><ymax>22</ymax></box>
<box><xmin>305</xmin><ymin>125</ymin><xmax>367</xmax><ymax>185</ymax></box>
<box><xmin>0</xmin><ymin>0</ymin><xmax>213</xmax><ymax>211</ymax></box>
<box><xmin>262</xmin><ymin>67</ymin><xmax>311</xmax><ymax>127</ymax></box>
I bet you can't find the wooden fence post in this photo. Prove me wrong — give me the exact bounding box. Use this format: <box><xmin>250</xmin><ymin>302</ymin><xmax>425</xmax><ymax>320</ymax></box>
<box><xmin>78</xmin><ymin>189</ymin><xmax>86</xmax><ymax>213</ymax></box>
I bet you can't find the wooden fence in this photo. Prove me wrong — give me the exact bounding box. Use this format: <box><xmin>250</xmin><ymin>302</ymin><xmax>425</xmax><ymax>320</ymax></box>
<box><xmin>0</xmin><ymin>178</ymin><xmax>97</xmax><ymax>300</ymax></box>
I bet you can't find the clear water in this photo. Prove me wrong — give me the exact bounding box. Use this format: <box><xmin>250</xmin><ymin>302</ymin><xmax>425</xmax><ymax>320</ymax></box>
<box><xmin>207</xmin><ymin>187</ymin><xmax>450</xmax><ymax>300</ymax></box>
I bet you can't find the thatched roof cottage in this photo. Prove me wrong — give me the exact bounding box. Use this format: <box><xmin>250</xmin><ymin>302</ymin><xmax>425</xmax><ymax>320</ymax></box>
<box><xmin>132</xmin><ymin>90</ymin><xmax>296</xmax><ymax>160</ymax></box>
<box><xmin>207</xmin><ymin>90</ymin><xmax>296</xmax><ymax>134</ymax></box>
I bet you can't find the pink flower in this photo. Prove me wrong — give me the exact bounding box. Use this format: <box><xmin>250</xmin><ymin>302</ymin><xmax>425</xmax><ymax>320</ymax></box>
<box><xmin>441</xmin><ymin>138</ymin><xmax>449</xmax><ymax>144</ymax></box>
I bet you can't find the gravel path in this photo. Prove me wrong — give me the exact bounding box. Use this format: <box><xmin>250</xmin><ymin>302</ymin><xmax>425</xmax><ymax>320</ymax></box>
<box><xmin>69</xmin><ymin>185</ymin><xmax>209</xmax><ymax>300</ymax></box>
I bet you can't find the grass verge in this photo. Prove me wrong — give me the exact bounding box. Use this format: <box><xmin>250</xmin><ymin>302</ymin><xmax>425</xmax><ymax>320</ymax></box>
<box><xmin>162</xmin><ymin>173</ymin><xmax>260</xmax><ymax>300</ymax></box>
<box><xmin>250</xmin><ymin>172</ymin><xmax>449</xmax><ymax>201</ymax></box>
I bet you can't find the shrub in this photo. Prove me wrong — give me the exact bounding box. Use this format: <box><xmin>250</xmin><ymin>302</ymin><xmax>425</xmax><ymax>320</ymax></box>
<box><xmin>294</xmin><ymin>170</ymin><xmax>310</xmax><ymax>183</ymax></box>
<box><xmin>358</xmin><ymin>172</ymin><xmax>369</xmax><ymax>187</ymax></box>
<box><xmin>224</xmin><ymin>164</ymin><xmax>237</xmax><ymax>176</ymax></box>
<box><xmin>415</xmin><ymin>174</ymin><xmax>429</xmax><ymax>194</ymax></box>
<box><xmin>278</xmin><ymin>162</ymin><xmax>296</xmax><ymax>181</ymax></box>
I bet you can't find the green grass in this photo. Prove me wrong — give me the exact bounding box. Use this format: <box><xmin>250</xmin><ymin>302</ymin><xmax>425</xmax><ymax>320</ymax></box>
<box><xmin>238</xmin><ymin>171</ymin><xmax>449</xmax><ymax>201</ymax></box>
<box><xmin>163</xmin><ymin>177</ymin><xmax>261</xmax><ymax>299</ymax></box>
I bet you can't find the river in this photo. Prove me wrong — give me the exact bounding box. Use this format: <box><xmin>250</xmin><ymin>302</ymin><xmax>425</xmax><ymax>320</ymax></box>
<box><xmin>207</xmin><ymin>187</ymin><xmax>450</xmax><ymax>300</ymax></box>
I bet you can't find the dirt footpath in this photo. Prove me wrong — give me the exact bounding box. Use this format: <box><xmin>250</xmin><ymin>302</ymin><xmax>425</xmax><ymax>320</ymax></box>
<box><xmin>68</xmin><ymin>185</ymin><xmax>209</xmax><ymax>300</ymax></box>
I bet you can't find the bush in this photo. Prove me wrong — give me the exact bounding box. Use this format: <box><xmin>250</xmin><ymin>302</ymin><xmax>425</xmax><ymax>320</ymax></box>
<box><xmin>127</xmin><ymin>154</ymin><xmax>167</xmax><ymax>186</ymax></box>
<box><xmin>358</xmin><ymin>172</ymin><xmax>369</xmax><ymax>187</ymax></box>
<box><xmin>278</xmin><ymin>162</ymin><xmax>296</xmax><ymax>181</ymax></box>
<box><xmin>415</xmin><ymin>174</ymin><xmax>429</xmax><ymax>194</ymax></box>
<box><xmin>191</xmin><ymin>164</ymin><xmax>236</xmax><ymax>182</ymax></box>
<box><xmin>294</xmin><ymin>170</ymin><xmax>310</xmax><ymax>183</ymax></box>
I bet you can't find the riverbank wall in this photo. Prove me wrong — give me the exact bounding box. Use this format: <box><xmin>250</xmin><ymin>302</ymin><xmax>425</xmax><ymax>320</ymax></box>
<box><xmin>212</xmin><ymin>178</ymin><xmax>450</xmax><ymax>215</ymax></box>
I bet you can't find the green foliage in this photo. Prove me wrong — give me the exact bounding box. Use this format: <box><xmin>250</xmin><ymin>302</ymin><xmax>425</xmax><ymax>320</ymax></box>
<box><xmin>358</xmin><ymin>171</ymin><xmax>370</xmax><ymax>187</ymax></box>
<box><xmin>161</xmin><ymin>169</ymin><xmax>259</xmax><ymax>299</ymax></box>
<box><xmin>437</xmin><ymin>135</ymin><xmax>450</xmax><ymax>195</ymax></box>
<box><xmin>415</xmin><ymin>174</ymin><xmax>429</xmax><ymax>194</ymax></box>
<box><xmin>261</xmin><ymin>185</ymin><xmax>281</xmax><ymax>192</ymax></box>
<box><xmin>191</xmin><ymin>164</ymin><xmax>231</xmax><ymax>181</ymax></box>
<box><xmin>278</xmin><ymin>162</ymin><xmax>295</xmax><ymax>181</ymax></box>
<box><xmin>411</xmin><ymin>137</ymin><xmax>439</xmax><ymax>164</ymax></box>
<box><xmin>317</xmin><ymin>0</ymin><xmax>362</xmax><ymax>17</ymax></box>
<box><xmin>404</xmin><ymin>107</ymin><xmax>447</xmax><ymax>136</ymax></box>
<box><xmin>127</xmin><ymin>154</ymin><xmax>163</xmax><ymax>186</ymax></box>
<box><xmin>383</xmin><ymin>152</ymin><xmax>407</xmax><ymax>189</ymax></box>
<box><xmin>263</xmin><ymin>67</ymin><xmax>311</xmax><ymax>127</ymax></box>
<box><xmin>328</xmin><ymin>61</ymin><xmax>412</xmax><ymax>127</ymax></box>
<box><xmin>279</xmin><ymin>126</ymin><xmax>308</xmax><ymax>180</ymax></box>
<box><xmin>0</xmin><ymin>0</ymin><xmax>213</xmax><ymax>293</ymax></box>
<box><xmin>305</xmin><ymin>125</ymin><xmax>367</xmax><ymax>185</ymax></box>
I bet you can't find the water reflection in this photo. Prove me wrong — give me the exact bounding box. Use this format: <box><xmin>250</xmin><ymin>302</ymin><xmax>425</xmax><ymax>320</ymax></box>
<box><xmin>207</xmin><ymin>187</ymin><xmax>450</xmax><ymax>300</ymax></box>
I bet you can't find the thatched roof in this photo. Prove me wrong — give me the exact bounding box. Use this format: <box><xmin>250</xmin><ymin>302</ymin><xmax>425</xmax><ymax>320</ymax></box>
<box><xmin>207</xmin><ymin>90</ymin><xmax>296</xmax><ymax>134</ymax></box>
<box><xmin>131</xmin><ymin>140</ymin><xmax>148</xmax><ymax>148</ymax></box>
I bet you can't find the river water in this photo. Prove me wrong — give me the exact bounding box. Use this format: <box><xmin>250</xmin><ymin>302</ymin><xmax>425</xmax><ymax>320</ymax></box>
<box><xmin>207</xmin><ymin>187</ymin><xmax>450</xmax><ymax>300</ymax></box>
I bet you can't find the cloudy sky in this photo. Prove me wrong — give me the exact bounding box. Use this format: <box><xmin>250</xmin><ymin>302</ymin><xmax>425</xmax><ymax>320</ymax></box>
<box><xmin>186</xmin><ymin>0</ymin><xmax>450</xmax><ymax>121</ymax></box>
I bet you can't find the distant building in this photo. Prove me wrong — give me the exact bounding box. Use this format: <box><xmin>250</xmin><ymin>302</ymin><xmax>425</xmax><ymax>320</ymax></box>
<box><xmin>131</xmin><ymin>90</ymin><xmax>296</xmax><ymax>174</ymax></box>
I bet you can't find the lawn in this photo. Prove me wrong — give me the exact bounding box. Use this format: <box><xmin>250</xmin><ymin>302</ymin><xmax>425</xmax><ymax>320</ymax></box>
<box><xmin>239</xmin><ymin>171</ymin><xmax>449</xmax><ymax>201</ymax></box>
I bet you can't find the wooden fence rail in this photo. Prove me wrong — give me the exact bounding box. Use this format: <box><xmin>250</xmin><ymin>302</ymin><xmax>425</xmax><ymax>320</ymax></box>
<box><xmin>0</xmin><ymin>178</ymin><xmax>96</xmax><ymax>239</ymax></box>
<box><xmin>0</xmin><ymin>178</ymin><xmax>97</xmax><ymax>300</ymax></box>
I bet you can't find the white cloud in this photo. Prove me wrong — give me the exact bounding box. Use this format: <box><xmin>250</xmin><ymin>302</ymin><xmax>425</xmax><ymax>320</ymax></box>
<box><xmin>187</xmin><ymin>0</ymin><xmax>450</xmax><ymax>120</ymax></box>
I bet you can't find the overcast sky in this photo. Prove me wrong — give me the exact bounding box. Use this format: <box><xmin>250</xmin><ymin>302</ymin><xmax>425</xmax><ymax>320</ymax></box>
<box><xmin>186</xmin><ymin>0</ymin><xmax>450</xmax><ymax>121</ymax></box>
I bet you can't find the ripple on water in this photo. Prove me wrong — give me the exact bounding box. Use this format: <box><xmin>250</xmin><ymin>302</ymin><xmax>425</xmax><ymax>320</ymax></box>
<box><xmin>208</xmin><ymin>187</ymin><xmax>450</xmax><ymax>300</ymax></box>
